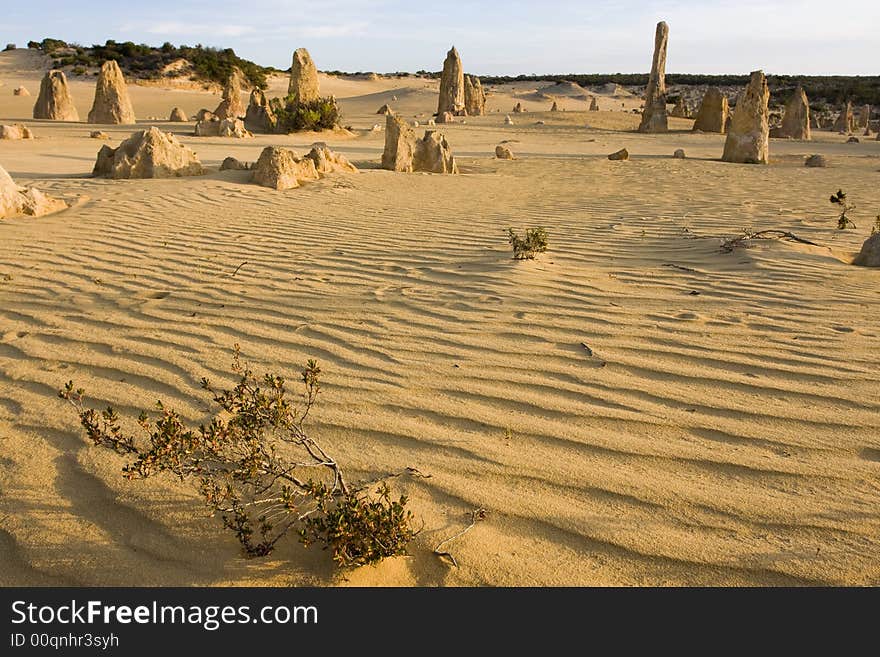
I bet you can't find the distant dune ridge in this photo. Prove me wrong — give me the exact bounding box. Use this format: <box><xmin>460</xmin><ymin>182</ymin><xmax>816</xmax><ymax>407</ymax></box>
<box><xmin>0</xmin><ymin>33</ymin><xmax>879</xmax><ymax>587</ymax></box>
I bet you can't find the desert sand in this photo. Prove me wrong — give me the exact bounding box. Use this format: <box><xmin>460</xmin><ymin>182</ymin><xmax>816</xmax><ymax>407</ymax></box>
<box><xmin>1</xmin><ymin>48</ymin><xmax>879</xmax><ymax>586</ymax></box>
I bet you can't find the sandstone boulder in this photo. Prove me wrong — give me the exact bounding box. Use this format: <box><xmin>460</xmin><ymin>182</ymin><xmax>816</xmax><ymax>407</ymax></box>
<box><xmin>214</xmin><ymin>67</ymin><xmax>246</xmax><ymax>120</ymax></box>
<box><xmin>779</xmin><ymin>85</ymin><xmax>811</xmax><ymax>140</ymax></box>
<box><xmin>589</xmin><ymin>97</ymin><xmax>599</xmax><ymax>111</ymax></box>
<box><xmin>846</xmin><ymin>136</ymin><xmax>859</xmax><ymax>143</ymax></box>
<box><xmin>195</xmin><ymin>109</ymin><xmax>215</xmax><ymax>122</ymax></box>
<box><xmin>413</xmin><ymin>130</ymin><xmax>457</xmax><ymax>173</ymax></box>
<box><xmin>464</xmin><ymin>74</ymin><xmax>485</xmax><ymax>116</ymax></box>
<box><xmin>169</xmin><ymin>107</ymin><xmax>188</xmax><ymax>122</ymax></box>
<box><xmin>673</xmin><ymin>148</ymin><xmax>685</xmax><ymax>158</ymax></box>
<box><xmin>513</xmin><ymin>102</ymin><xmax>524</xmax><ymax>113</ymax></box>
<box><xmin>305</xmin><ymin>143</ymin><xmax>358</xmax><ymax>174</ymax></box>
<box><xmin>376</xmin><ymin>104</ymin><xmax>392</xmax><ymax>114</ymax></box>
<box><xmin>13</xmin><ymin>86</ymin><xmax>29</xmax><ymax>97</ymax></box>
<box><xmin>92</xmin><ymin>127</ymin><xmax>204</xmax><ymax>178</ymax></box>
<box><xmin>495</xmin><ymin>144</ymin><xmax>515</xmax><ymax>159</ymax></box>
<box><xmin>288</xmin><ymin>48</ymin><xmax>320</xmax><ymax>105</ymax></box>
<box><xmin>437</xmin><ymin>46</ymin><xmax>465</xmax><ymax>116</ymax></box>
<box><xmin>804</xmin><ymin>154</ymin><xmax>827</xmax><ymax>167</ymax></box>
<box><xmin>608</xmin><ymin>148</ymin><xmax>629</xmax><ymax>161</ymax></box>
<box><xmin>90</xmin><ymin>130</ymin><xmax>110</xmax><ymax>139</ymax></box>
<box><xmin>550</xmin><ymin>101</ymin><xmax>558</xmax><ymax>112</ymax></box>
<box><xmin>251</xmin><ymin>146</ymin><xmax>319</xmax><ymax>190</ymax></box>
<box><xmin>692</xmin><ymin>87</ymin><xmax>728</xmax><ymax>133</ymax></box>
<box><xmin>858</xmin><ymin>104</ymin><xmax>871</xmax><ymax>128</ymax></box>
<box><xmin>0</xmin><ymin>164</ymin><xmax>68</xmax><ymax>219</ymax></box>
<box><xmin>504</xmin><ymin>115</ymin><xmax>514</xmax><ymax>125</ymax></box>
<box><xmin>33</xmin><ymin>71</ymin><xmax>79</xmax><ymax>121</ymax></box>
<box><xmin>244</xmin><ymin>89</ymin><xmax>278</xmax><ymax>134</ymax></box>
<box><xmin>88</xmin><ymin>60</ymin><xmax>136</xmax><ymax>124</ymax></box>
<box><xmin>195</xmin><ymin>117</ymin><xmax>252</xmax><ymax>138</ymax></box>
<box><xmin>638</xmin><ymin>21</ymin><xmax>669</xmax><ymax>133</ymax></box>
<box><xmin>381</xmin><ymin>113</ymin><xmax>416</xmax><ymax>172</ymax></box>
<box><xmin>853</xmin><ymin>233</ymin><xmax>880</xmax><ymax>267</ymax></box>
<box><xmin>721</xmin><ymin>70</ymin><xmax>769</xmax><ymax>164</ymax></box>
<box><xmin>436</xmin><ymin>111</ymin><xmax>454</xmax><ymax>124</ymax></box>
<box><xmin>220</xmin><ymin>157</ymin><xmax>250</xmax><ymax>171</ymax></box>
<box><xmin>0</xmin><ymin>124</ymin><xmax>34</xmax><ymax>140</ymax></box>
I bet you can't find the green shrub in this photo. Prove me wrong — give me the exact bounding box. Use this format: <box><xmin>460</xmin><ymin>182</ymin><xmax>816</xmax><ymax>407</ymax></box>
<box><xmin>271</xmin><ymin>95</ymin><xmax>341</xmax><ymax>132</ymax></box>
<box><xmin>59</xmin><ymin>346</ymin><xmax>415</xmax><ymax>567</ymax></box>
<box><xmin>507</xmin><ymin>227</ymin><xmax>549</xmax><ymax>259</ymax></box>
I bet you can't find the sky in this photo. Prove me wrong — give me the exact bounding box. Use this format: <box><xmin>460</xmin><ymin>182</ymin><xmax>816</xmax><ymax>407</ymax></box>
<box><xmin>2</xmin><ymin>1</ymin><xmax>878</xmax><ymax>76</ymax></box>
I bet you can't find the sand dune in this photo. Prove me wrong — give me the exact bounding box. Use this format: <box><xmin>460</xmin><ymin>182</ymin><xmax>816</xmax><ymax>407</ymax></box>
<box><xmin>1</xmin><ymin>48</ymin><xmax>879</xmax><ymax>586</ymax></box>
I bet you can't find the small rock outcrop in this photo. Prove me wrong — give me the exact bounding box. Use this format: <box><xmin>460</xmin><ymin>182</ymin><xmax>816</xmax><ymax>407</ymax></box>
<box><xmin>413</xmin><ymin>131</ymin><xmax>457</xmax><ymax>173</ymax></box>
<box><xmin>0</xmin><ymin>124</ymin><xmax>34</xmax><ymax>140</ymax></box>
<box><xmin>670</xmin><ymin>97</ymin><xmax>687</xmax><ymax>118</ymax></box>
<box><xmin>721</xmin><ymin>70</ymin><xmax>769</xmax><ymax>164</ymax></box>
<box><xmin>692</xmin><ymin>87</ymin><xmax>728</xmax><ymax>133</ymax></box>
<box><xmin>437</xmin><ymin>46</ymin><xmax>465</xmax><ymax>116</ymax></box>
<box><xmin>92</xmin><ymin>127</ymin><xmax>204</xmax><ymax>178</ymax></box>
<box><xmin>673</xmin><ymin>148</ymin><xmax>685</xmax><ymax>159</ymax></box>
<box><xmin>251</xmin><ymin>146</ymin><xmax>319</xmax><ymax>190</ymax></box>
<box><xmin>804</xmin><ymin>154</ymin><xmax>827</xmax><ymax>167</ymax></box>
<box><xmin>778</xmin><ymin>85</ymin><xmax>811</xmax><ymax>140</ymax></box>
<box><xmin>495</xmin><ymin>144</ymin><xmax>515</xmax><ymax>159</ymax></box>
<box><xmin>833</xmin><ymin>101</ymin><xmax>854</xmax><ymax>133</ymax></box>
<box><xmin>550</xmin><ymin>101</ymin><xmax>558</xmax><ymax>112</ymax></box>
<box><xmin>33</xmin><ymin>71</ymin><xmax>79</xmax><ymax>121</ymax></box>
<box><xmin>464</xmin><ymin>75</ymin><xmax>485</xmax><ymax>116</ymax></box>
<box><xmin>244</xmin><ymin>89</ymin><xmax>277</xmax><ymax>134</ymax></box>
<box><xmin>214</xmin><ymin>67</ymin><xmax>246</xmax><ymax>120</ymax></box>
<box><xmin>638</xmin><ymin>21</ymin><xmax>669</xmax><ymax>133</ymax></box>
<box><xmin>0</xmin><ymin>164</ymin><xmax>68</xmax><ymax>219</ymax></box>
<box><xmin>381</xmin><ymin>112</ymin><xmax>416</xmax><ymax>172</ymax></box>
<box><xmin>169</xmin><ymin>107</ymin><xmax>188</xmax><ymax>122</ymax></box>
<box><xmin>376</xmin><ymin>104</ymin><xmax>392</xmax><ymax>115</ymax></box>
<box><xmin>608</xmin><ymin>148</ymin><xmax>629</xmax><ymax>161</ymax></box>
<box><xmin>436</xmin><ymin>111</ymin><xmax>454</xmax><ymax>124</ymax></box>
<box><xmin>589</xmin><ymin>97</ymin><xmax>599</xmax><ymax>111</ymax></box>
<box><xmin>13</xmin><ymin>86</ymin><xmax>29</xmax><ymax>97</ymax></box>
<box><xmin>305</xmin><ymin>143</ymin><xmax>358</xmax><ymax>174</ymax></box>
<box><xmin>512</xmin><ymin>102</ymin><xmax>524</xmax><ymax>113</ymax></box>
<box><xmin>853</xmin><ymin>233</ymin><xmax>880</xmax><ymax>267</ymax></box>
<box><xmin>220</xmin><ymin>157</ymin><xmax>250</xmax><ymax>171</ymax></box>
<box><xmin>858</xmin><ymin>104</ymin><xmax>871</xmax><ymax>128</ymax></box>
<box><xmin>89</xmin><ymin>130</ymin><xmax>110</xmax><ymax>139</ymax></box>
<box><xmin>194</xmin><ymin>117</ymin><xmax>252</xmax><ymax>138</ymax></box>
<box><xmin>288</xmin><ymin>48</ymin><xmax>320</xmax><ymax>105</ymax></box>
<box><xmin>504</xmin><ymin>115</ymin><xmax>514</xmax><ymax>125</ymax></box>
<box><xmin>87</xmin><ymin>60</ymin><xmax>136</xmax><ymax>124</ymax></box>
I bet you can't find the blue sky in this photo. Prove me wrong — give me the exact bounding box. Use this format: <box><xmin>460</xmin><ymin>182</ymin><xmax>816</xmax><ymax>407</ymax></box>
<box><xmin>2</xmin><ymin>1</ymin><xmax>877</xmax><ymax>75</ymax></box>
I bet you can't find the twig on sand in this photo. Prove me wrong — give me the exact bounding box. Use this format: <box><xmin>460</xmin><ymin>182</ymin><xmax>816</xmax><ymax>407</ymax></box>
<box><xmin>230</xmin><ymin>261</ymin><xmax>248</xmax><ymax>277</ymax></box>
<box><xmin>433</xmin><ymin>507</ymin><xmax>488</xmax><ymax>568</ymax></box>
<box><xmin>720</xmin><ymin>230</ymin><xmax>821</xmax><ymax>253</ymax></box>
<box><xmin>662</xmin><ymin>263</ymin><xmax>698</xmax><ymax>273</ymax></box>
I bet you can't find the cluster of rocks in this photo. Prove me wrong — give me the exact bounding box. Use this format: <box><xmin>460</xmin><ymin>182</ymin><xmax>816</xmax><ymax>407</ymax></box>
<box><xmin>0</xmin><ymin>164</ymin><xmax>68</xmax><ymax>219</ymax></box>
<box><xmin>0</xmin><ymin>124</ymin><xmax>34</xmax><ymax>140</ymax></box>
<box><xmin>195</xmin><ymin>113</ymin><xmax>252</xmax><ymax>138</ymax></box>
<box><xmin>381</xmin><ymin>113</ymin><xmax>457</xmax><ymax>173</ymax></box>
<box><xmin>93</xmin><ymin>127</ymin><xmax>204</xmax><ymax>178</ymax></box>
<box><xmin>245</xmin><ymin>89</ymin><xmax>278</xmax><ymax>134</ymax></box>
<box><xmin>251</xmin><ymin>143</ymin><xmax>356</xmax><ymax>190</ymax></box>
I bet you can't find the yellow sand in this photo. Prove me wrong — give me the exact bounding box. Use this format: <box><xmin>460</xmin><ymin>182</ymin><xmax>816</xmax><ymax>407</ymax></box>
<box><xmin>1</xmin><ymin>49</ymin><xmax>878</xmax><ymax>586</ymax></box>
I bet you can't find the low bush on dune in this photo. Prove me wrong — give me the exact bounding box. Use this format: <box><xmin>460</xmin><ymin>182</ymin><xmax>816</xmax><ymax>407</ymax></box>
<box><xmin>271</xmin><ymin>95</ymin><xmax>341</xmax><ymax>132</ymax></box>
<box><xmin>59</xmin><ymin>345</ymin><xmax>415</xmax><ymax>567</ymax></box>
<box><xmin>507</xmin><ymin>227</ymin><xmax>549</xmax><ymax>260</ymax></box>
<box><xmin>830</xmin><ymin>189</ymin><xmax>856</xmax><ymax>230</ymax></box>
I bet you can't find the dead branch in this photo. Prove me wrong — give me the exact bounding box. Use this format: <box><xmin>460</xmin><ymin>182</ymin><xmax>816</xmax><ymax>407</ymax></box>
<box><xmin>720</xmin><ymin>230</ymin><xmax>822</xmax><ymax>253</ymax></box>
<box><xmin>433</xmin><ymin>507</ymin><xmax>487</xmax><ymax>568</ymax></box>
